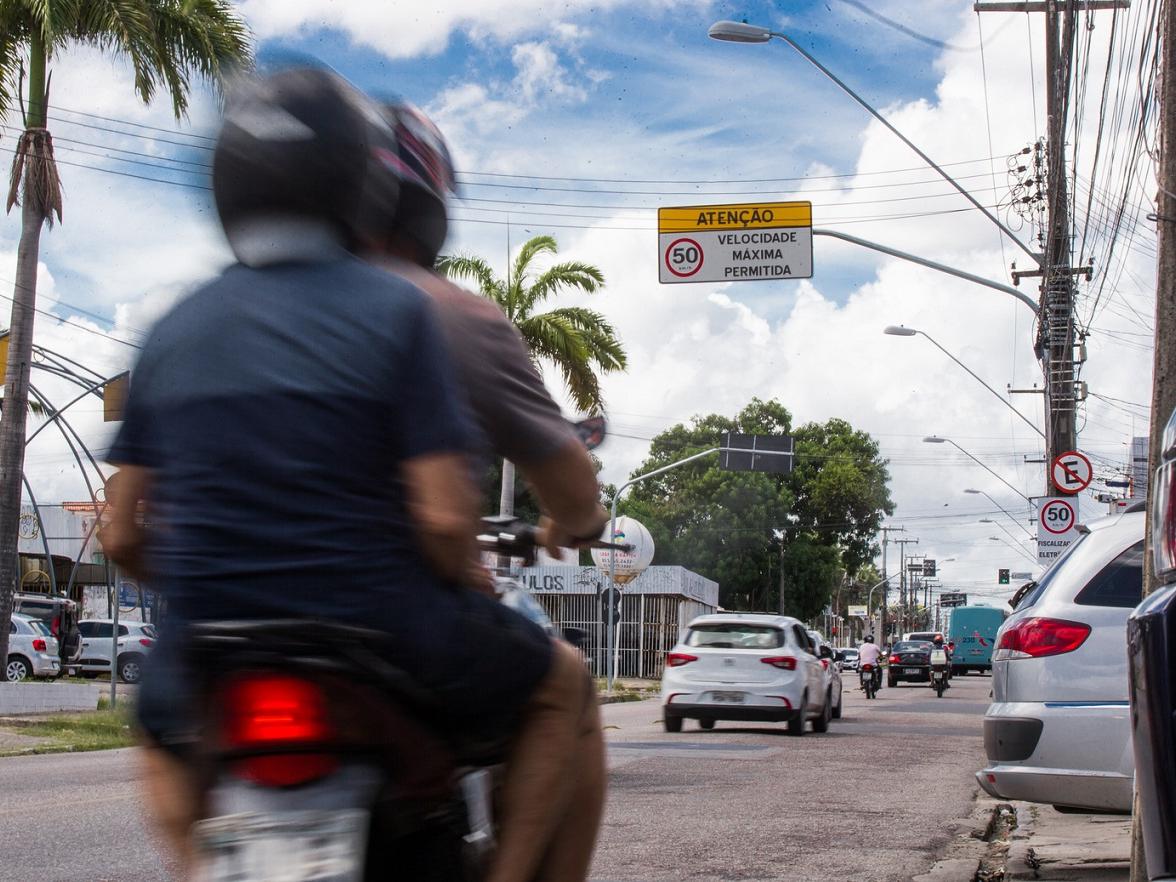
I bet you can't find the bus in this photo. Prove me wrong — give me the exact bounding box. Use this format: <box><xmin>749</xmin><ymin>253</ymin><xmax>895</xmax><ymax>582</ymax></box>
<box><xmin>945</xmin><ymin>605</ymin><xmax>1007</xmax><ymax>674</ymax></box>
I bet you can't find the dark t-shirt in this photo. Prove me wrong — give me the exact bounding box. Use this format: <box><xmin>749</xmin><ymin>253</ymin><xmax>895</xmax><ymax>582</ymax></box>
<box><xmin>381</xmin><ymin>259</ymin><xmax>575</xmax><ymax>465</ymax></box>
<box><xmin>108</xmin><ymin>255</ymin><xmax>474</xmax><ymax>629</ymax></box>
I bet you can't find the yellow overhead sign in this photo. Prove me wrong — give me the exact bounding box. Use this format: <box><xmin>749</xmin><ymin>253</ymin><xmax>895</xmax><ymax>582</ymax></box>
<box><xmin>658</xmin><ymin>201</ymin><xmax>812</xmax><ymax>233</ymax></box>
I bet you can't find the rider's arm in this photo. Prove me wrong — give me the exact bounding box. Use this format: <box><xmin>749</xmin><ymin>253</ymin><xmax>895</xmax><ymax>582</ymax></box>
<box><xmin>520</xmin><ymin>442</ymin><xmax>609</xmax><ymax>552</ymax></box>
<box><xmin>402</xmin><ymin>453</ymin><xmax>479</xmax><ymax>583</ymax></box>
<box><xmin>99</xmin><ymin>465</ymin><xmax>152</xmax><ymax>582</ymax></box>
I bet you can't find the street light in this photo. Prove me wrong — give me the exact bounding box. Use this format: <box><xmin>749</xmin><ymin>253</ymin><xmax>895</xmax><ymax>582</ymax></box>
<box><xmin>706</xmin><ymin>22</ymin><xmax>1037</xmax><ymax>266</ymax></box>
<box><xmin>885</xmin><ymin>326</ymin><xmax>1044</xmax><ymax>439</ymax></box>
<box><xmin>923</xmin><ymin>436</ymin><xmax>1031</xmax><ymax>503</ymax></box>
<box><xmin>980</xmin><ymin>518</ymin><xmax>1035</xmax><ymax>550</ymax></box>
<box><xmin>965</xmin><ymin>488</ymin><xmax>1034</xmax><ymax>538</ymax></box>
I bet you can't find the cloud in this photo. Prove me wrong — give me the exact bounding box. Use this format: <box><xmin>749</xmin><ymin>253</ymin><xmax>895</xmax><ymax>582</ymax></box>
<box><xmin>511</xmin><ymin>42</ymin><xmax>587</xmax><ymax>105</ymax></box>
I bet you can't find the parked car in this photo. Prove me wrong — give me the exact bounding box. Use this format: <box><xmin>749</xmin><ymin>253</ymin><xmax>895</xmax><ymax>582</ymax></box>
<box><xmin>76</xmin><ymin>619</ymin><xmax>157</xmax><ymax>683</ymax></box>
<box><xmin>807</xmin><ymin>630</ymin><xmax>844</xmax><ymax>720</ymax></box>
<box><xmin>7</xmin><ymin>614</ymin><xmax>62</xmax><ymax>680</ymax></box>
<box><xmin>660</xmin><ymin>613</ymin><xmax>830</xmax><ymax>735</ymax></box>
<box><xmin>887</xmin><ymin>640</ymin><xmax>933</xmax><ymax>686</ymax></box>
<box><xmin>977</xmin><ymin>506</ymin><xmax>1144</xmax><ymax>813</ymax></box>
<box><xmin>836</xmin><ymin>647</ymin><xmax>860</xmax><ymax>672</ymax></box>
<box><xmin>12</xmin><ymin>592</ymin><xmax>81</xmax><ymax>671</ymax></box>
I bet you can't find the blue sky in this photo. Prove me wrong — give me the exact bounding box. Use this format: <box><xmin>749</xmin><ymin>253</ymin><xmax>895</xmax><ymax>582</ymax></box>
<box><xmin>0</xmin><ymin>0</ymin><xmax>1158</xmax><ymax>602</ymax></box>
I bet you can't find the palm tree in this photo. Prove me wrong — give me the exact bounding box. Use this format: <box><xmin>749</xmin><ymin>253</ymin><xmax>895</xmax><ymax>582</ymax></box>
<box><xmin>438</xmin><ymin>234</ymin><xmax>626</xmax><ymax>516</ymax></box>
<box><xmin>0</xmin><ymin>1</ymin><xmax>251</xmax><ymax>678</ymax></box>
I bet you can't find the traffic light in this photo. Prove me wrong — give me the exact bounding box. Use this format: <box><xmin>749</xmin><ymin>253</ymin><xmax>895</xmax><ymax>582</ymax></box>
<box><xmin>998</xmin><ymin>569</ymin><xmax>1010</xmax><ymax>585</ymax></box>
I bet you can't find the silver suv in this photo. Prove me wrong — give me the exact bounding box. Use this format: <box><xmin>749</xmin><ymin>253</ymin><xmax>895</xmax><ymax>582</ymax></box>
<box><xmin>977</xmin><ymin>507</ymin><xmax>1143</xmax><ymax>813</ymax></box>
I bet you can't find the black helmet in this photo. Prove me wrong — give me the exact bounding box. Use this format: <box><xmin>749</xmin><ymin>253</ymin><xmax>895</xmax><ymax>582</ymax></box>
<box><xmin>213</xmin><ymin>67</ymin><xmax>400</xmax><ymax>255</ymax></box>
<box><xmin>932</xmin><ymin>634</ymin><xmax>945</xmax><ymax>645</ymax></box>
<box><xmin>358</xmin><ymin>101</ymin><xmax>457</xmax><ymax>265</ymax></box>
<box><xmin>863</xmin><ymin>635</ymin><xmax>874</xmax><ymax>643</ymax></box>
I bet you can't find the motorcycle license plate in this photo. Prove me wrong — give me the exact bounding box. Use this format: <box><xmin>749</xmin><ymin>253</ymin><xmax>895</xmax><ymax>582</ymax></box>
<box><xmin>194</xmin><ymin>809</ymin><xmax>367</xmax><ymax>882</ymax></box>
<box><xmin>710</xmin><ymin>691</ymin><xmax>745</xmax><ymax>703</ymax></box>
<box><xmin>904</xmin><ymin>667</ymin><xmax>921</xmax><ymax>675</ymax></box>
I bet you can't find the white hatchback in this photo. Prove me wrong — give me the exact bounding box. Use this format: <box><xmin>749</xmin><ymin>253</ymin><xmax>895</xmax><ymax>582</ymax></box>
<box><xmin>660</xmin><ymin>613</ymin><xmax>829</xmax><ymax>736</ymax></box>
<box><xmin>977</xmin><ymin>507</ymin><xmax>1143</xmax><ymax>813</ymax></box>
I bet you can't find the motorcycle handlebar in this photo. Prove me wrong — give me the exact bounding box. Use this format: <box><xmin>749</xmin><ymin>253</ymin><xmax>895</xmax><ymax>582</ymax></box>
<box><xmin>476</xmin><ymin>517</ymin><xmax>633</xmax><ymax>559</ymax></box>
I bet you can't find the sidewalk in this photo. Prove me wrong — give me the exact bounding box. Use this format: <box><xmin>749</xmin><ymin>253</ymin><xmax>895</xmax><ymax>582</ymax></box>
<box><xmin>915</xmin><ymin>798</ymin><xmax>1133</xmax><ymax>882</ymax></box>
<box><xmin>1005</xmin><ymin>806</ymin><xmax>1132</xmax><ymax>881</ymax></box>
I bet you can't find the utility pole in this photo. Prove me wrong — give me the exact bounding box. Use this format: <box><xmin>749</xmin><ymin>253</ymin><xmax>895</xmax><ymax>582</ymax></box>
<box><xmin>879</xmin><ymin>525</ymin><xmax>905</xmax><ymax>644</ymax></box>
<box><xmin>894</xmin><ymin>538</ymin><xmax>919</xmax><ymax>641</ymax></box>
<box><xmin>975</xmin><ymin>0</ymin><xmax>1128</xmax><ymax>487</ymax></box>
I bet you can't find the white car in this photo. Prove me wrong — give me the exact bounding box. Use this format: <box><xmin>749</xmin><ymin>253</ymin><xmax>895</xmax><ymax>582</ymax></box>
<box><xmin>7</xmin><ymin>614</ymin><xmax>62</xmax><ymax>680</ymax></box>
<box><xmin>836</xmin><ymin>647</ymin><xmax>860</xmax><ymax>672</ymax></box>
<box><xmin>807</xmin><ymin>629</ymin><xmax>844</xmax><ymax>720</ymax></box>
<box><xmin>76</xmin><ymin>619</ymin><xmax>157</xmax><ymax>684</ymax></box>
<box><xmin>977</xmin><ymin>507</ymin><xmax>1143</xmax><ymax>813</ymax></box>
<box><xmin>661</xmin><ymin>613</ymin><xmax>830</xmax><ymax>735</ymax></box>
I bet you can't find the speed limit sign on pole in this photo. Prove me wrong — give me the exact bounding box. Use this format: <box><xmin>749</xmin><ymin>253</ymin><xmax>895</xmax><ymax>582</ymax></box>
<box><xmin>664</xmin><ymin>237</ymin><xmax>704</xmax><ymax>278</ymax></box>
<box><xmin>1037</xmin><ymin>496</ymin><xmax>1080</xmax><ymax>565</ymax></box>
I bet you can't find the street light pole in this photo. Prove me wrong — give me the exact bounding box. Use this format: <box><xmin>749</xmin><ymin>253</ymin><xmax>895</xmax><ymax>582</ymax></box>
<box><xmin>965</xmin><ymin>488</ymin><xmax>1035</xmax><ymax>539</ymax></box>
<box><xmin>989</xmin><ymin>535</ymin><xmax>1039</xmax><ymax>567</ymax></box>
<box><xmin>885</xmin><ymin>327</ymin><xmax>1045</xmax><ymax>439</ymax></box>
<box><xmin>923</xmin><ymin>436</ymin><xmax>1032</xmax><ymax>503</ymax></box>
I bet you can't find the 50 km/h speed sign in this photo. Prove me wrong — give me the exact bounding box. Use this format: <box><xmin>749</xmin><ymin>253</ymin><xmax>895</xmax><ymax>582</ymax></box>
<box><xmin>1038</xmin><ymin>496</ymin><xmax>1081</xmax><ymax>565</ymax></box>
<box><xmin>658</xmin><ymin>201</ymin><xmax>813</xmax><ymax>284</ymax></box>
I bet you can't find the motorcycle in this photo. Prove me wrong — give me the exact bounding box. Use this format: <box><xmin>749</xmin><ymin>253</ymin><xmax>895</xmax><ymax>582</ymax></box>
<box><xmin>183</xmin><ymin>517</ymin><xmax>629</xmax><ymax>882</ymax></box>
<box><xmin>860</xmin><ymin>663</ymin><xmax>877</xmax><ymax>699</ymax></box>
<box><xmin>930</xmin><ymin>647</ymin><xmax>949</xmax><ymax>698</ymax></box>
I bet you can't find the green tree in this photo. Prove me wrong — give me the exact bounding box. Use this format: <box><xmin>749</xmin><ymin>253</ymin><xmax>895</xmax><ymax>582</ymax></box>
<box><xmin>621</xmin><ymin>398</ymin><xmax>894</xmax><ymax>614</ymax></box>
<box><xmin>0</xmin><ymin>0</ymin><xmax>252</xmax><ymax>678</ymax></box>
<box><xmin>438</xmin><ymin>234</ymin><xmax>626</xmax><ymax>515</ymax></box>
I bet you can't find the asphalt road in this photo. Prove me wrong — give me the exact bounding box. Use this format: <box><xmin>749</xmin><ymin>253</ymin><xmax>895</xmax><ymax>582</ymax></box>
<box><xmin>0</xmin><ymin>673</ymin><xmax>991</xmax><ymax>882</ymax></box>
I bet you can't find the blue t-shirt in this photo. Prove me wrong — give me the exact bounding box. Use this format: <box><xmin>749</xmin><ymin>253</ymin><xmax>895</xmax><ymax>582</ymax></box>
<box><xmin>108</xmin><ymin>255</ymin><xmax>474</xmax><ymax>629</ymax></box>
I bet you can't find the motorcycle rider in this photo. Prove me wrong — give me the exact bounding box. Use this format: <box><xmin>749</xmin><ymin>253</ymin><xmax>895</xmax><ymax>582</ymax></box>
<box><xmin>858</xmin><ymin>634</ymin><xmax>882</xmax><ymax>691</ymax></box>
<box><xmin>100</xmin><ymin>68</ymin><xmax>604</xmax><ymax>882</ymax></box>
<box><xmin>354</xmin><ymin>98</ymin><xmax>610</xmax><ymax>882</ymax></box>
<box><xmin>930</xmin><ymin>634</ymin><xmax>952</xmax><ymax>689</ymax></box>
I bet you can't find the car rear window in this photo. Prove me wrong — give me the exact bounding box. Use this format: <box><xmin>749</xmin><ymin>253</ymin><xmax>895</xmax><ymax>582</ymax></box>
<box><xmin>1074</xmin><ymin>540</ymin><xmax>1144</xmax><ymax>608</ymax></box>
<box><xmin>893</xmin><ymin>641</ymin><xmax>931</xmax><ymax>652</ymax></box>
<box><xmin>140</xmin><ymin>624</ymin><xmax>158</xmax><ymax>638</ymax></box>
<box><xmin>685</xmin><ymin>624</ymin><xmax>784</xmax><ymax>649</ymax></box>
<box><xmin>25</xmin><ymin>619</ymin><xmax>51</xmax><ymax>637</ymax></box>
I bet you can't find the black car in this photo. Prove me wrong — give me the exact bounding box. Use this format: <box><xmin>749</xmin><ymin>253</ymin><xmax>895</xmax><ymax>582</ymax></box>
<box><xmin>887</xmin><ymin>640</ymin><xmax>933</xmax><ymax>687</ymax></box>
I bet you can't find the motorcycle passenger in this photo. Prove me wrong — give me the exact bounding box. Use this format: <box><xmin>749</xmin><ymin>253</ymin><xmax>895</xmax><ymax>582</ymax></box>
<box><xmin>355</xmin><ymin>99</ymin><xmax>610</xmax><ymax>882</ymax></box>
<box><xmin>858</xmin><ymin>634</ymin><xmax>882</xmax><ymax>691</ymax></box>
<box><xmin>99</xmin><ymin>68</ymin><xmax>596</xmax><ymax>882</ymax></box>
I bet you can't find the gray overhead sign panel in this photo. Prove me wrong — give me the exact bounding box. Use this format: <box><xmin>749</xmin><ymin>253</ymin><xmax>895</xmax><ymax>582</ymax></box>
<box><xmin>719</xmin><ymin>433</ymin><xmax>794</xmax><ymax>474</ymax></box>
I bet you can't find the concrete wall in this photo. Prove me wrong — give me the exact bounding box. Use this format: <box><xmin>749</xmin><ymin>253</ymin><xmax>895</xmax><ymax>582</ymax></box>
<box><xmin>0</xmin><ymin>682</ymin><xmax>104</xmax><ymax>714</ymax></box>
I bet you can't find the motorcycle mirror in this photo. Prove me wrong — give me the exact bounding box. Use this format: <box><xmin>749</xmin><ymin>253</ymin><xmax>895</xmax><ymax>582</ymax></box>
<box><xmin>572</xmin><ymin>416</ymin><xmax>607</xmax><ymax>451</ymax></box>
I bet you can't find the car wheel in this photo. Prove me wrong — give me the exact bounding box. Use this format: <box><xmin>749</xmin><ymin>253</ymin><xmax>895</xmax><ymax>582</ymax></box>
<box><xmin>812</xmin><ymin>691</ymin><xmax>831</xmax><ymax>733</ymax></box>
<box><xmin>80</xmin><ymin>670</ymin><xmax>100</xmax><ymax>679</ymax></box>
<box><xmin>663</xmin><ymin>715</ymin><xmax>683</xmax><ymax>733</ymax></box>
<box><xmin>699</xmin><ymin>719</ymin><xmax>715</xmax><ymax>731</ymax></box>
<box><xmin>832</xmin><ymin>689</ymin><xmax>843</xmax><ymax>719</ymax></box>
<box><xmin>787</xmin><ymin>694</ymin><xmax>808</xmax><ymax>737</ymax></box>
<box><xmin>6</xmin><ymin>655</ymin><xmax>32</xmax><ymax>681</ymax></box>
<box><xmin>118</xmin><ymin>654</ymin><xmax>144</xmax><ymax>684</ymax></box>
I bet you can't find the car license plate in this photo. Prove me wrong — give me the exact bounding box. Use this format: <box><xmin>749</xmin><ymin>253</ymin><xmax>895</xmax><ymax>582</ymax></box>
<box><xmin>904</xmin><ymin>667</ymin><xmax>921</xmax><ymax>675</ymax></box>
<box><xmin>710</xmin><ymin>691</ymin><xmax>745</xmax><ymax>704</ymax></box>
<box><xmin>194</xmin><ymin>809</ymin><xmax>367</xmax><ymax>882</ymax></box>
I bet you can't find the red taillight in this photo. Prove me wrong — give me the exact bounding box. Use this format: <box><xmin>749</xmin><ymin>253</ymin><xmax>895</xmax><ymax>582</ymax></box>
<box><xmin>760</xmin><ymin>656</ymin><xmax>797</xmax><ymax>670</ymax></box>
<box><xmin>861</xmin><ymin>663</ymin><xmax>874</xmax><ymax>672</ymax></box>
<box><xmin>820</xmin><ymin>659</ymin><xmax>830</xmax><ymax>670</ymax></box>
<box><xmin>1155</xmin><ymin>460</ymin><xmax>1176</xmax><ymax>579</ymax></box>
<box><xmin>996</xmin><ymin>617</ymin><xmax>1091</xmax><ymax>659</ymax></box>
<box><xmin>889</xmin><ymin>654</ymin><xmax>901</xmax><ymax>665</ymax></box>
<box><xmin>223</xmin><ymin>675</ymin><xmax>337</xmax><ymax>787</ymax></box>
<box><xmin>32</xmin><ymin>638</ymin><xmax>47</xmax><ymax>652</ymax></box>
<box><xmin>139</xmin><ymin>638</ymin><xmax>154</xmax><ymax>647</ymax></box>
<box><xmin>666</xmin><ymin>653</ymin><xmax>698</xmax><ymax>667</ymax></box>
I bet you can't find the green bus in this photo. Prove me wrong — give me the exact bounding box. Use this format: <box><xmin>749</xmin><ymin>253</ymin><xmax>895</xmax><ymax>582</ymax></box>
<box><xmin>945</xmin><ymin>605</ymin><xmax>1007</xmax><ymax>674</ymax></box>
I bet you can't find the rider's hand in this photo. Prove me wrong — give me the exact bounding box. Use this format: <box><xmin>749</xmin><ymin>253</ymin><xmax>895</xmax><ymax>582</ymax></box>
<box><xmin>535</xmin><ymin>514</ymin><xmax>605</xmax><ymax>558</ymax></box>
<box><xmin>465</xmin><ymin>561</ymin><xmax>496</xmax><ymax>596</ymax></box>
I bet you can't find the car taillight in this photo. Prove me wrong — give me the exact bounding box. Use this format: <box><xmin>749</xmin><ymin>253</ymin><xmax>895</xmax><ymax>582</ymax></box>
<box><xmin>760</xmin><ymin>656</ymin><xmax>797</xmax><ymax>670</ymax></box>
<box><xmin>139</xmin><ymin>638</ymin><xmax>154</xmax><ymax>647</ymax></box>
<box><xmin>222</xmin><ymin>674</ymin><xmax>337</xmax><ymax>787</ymax></box>
<box><xmin>665</xmin><ymin>652</ymin><xmax>698</xmax><ymax>667</ymax></box>
<box><xmin>996</xmin><ymin>617</ymin><xmax>1091</xmax><ymax>659</ymax></box>
<box><xmin>820</xmin><ymin>659</ymin><xmax>830</xmax><ymax>670</ymax></box>
<box><xmin>32</xmin><ymin>638</ymin><xmax>46</xmax><ymax>652</ymax></box>
<box><xmin>889</xmin><ymin>654</ymin><xmax>901</xmax><ymax>664</ymax></box>
<box><xmin>1154</xmin><ymin>458</ymin><xmax>1176</xmax><ymax>580</ymax></box>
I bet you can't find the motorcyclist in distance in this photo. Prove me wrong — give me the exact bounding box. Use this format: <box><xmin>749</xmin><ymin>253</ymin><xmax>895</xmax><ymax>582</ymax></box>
<box><xmin>100</xmin><ymin>68</ymin><xmax>602</xmax><ymax>882</ymax></box>
<box><xmin>858</xmin><ymin>634</ymin><xmax>882</xmax><ymax>691</ymax></box>
<box><xmin>353</xmin><ymin>99</ymin><xmax>609</xmax><ymax>882</ymax></box>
